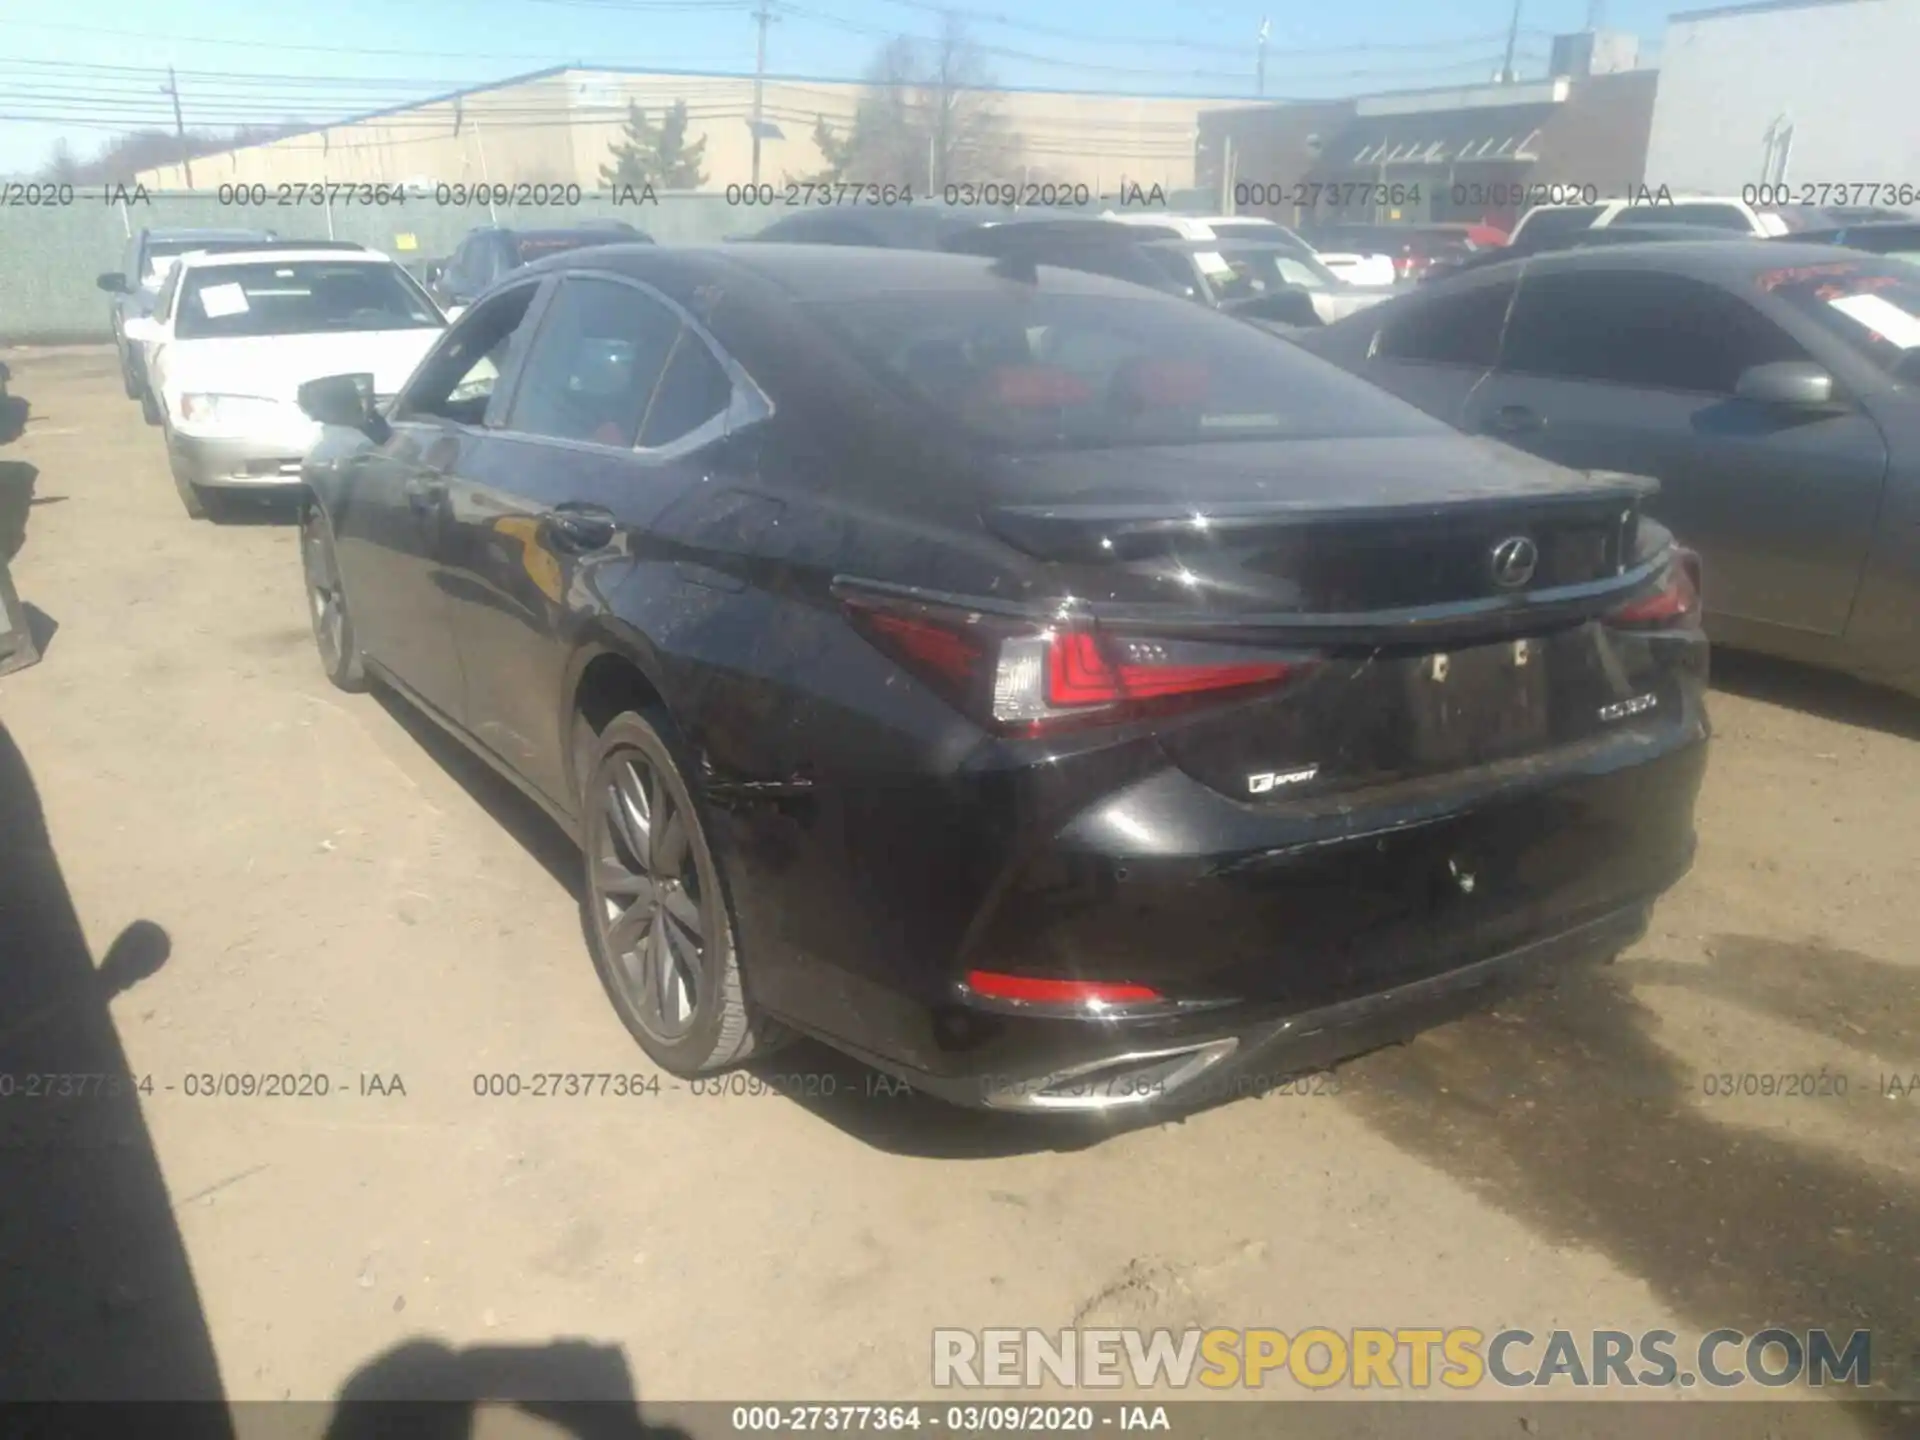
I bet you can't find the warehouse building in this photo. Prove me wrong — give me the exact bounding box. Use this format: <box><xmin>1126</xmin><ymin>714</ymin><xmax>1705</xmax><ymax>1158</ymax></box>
<box><xmin>134</xmin><ymin>65</ymin><xmax>1242</xmax><ymax>195</ymax></box>
<box><xmin>1196</xmin><ymin>30</ymin><xmax>1657</xmax><ymax>230</ymax></box>
<box><xmin>1643</xmin><ymin>0</ymin><xmax>1920</xmax><ymax>197</ymax></box>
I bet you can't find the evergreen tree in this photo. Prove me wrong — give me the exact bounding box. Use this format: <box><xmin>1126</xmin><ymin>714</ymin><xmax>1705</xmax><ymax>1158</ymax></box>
<box><xmin>600</xmin><ymin>102</ymin><xmax>661</xmax><ymax>190</ymax></box>
<box><xmin>600</xmin><ymin>99</ymin><xmax>708</xmax><ymax>190</ymax></box>
<box><xmin>654</xmin><ymin>100</ymin><xmax>708</xmax><ymax>190</ymax></box>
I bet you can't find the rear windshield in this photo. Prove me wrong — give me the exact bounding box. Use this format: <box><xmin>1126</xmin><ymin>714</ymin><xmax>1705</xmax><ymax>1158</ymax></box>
<box><xmin>1759</xmin><ymin>260</ymin><xmax>1920</xmax><ymax>375</ymax></box>
<box><xmin>175</xmin><ymin>261</ymin><xmax>442</xmax><ymax>340</ymax></box>
<box><xmin>806</xmin><ymin>289</ymin><xmax>1440</xmax><ymax>452</ymax></box>
<box><xmin>1515</xmin><ymin>205</ymin><xmax>1604</xmax><ymax>243</ymax></box>
<box><xmin>1619</xmin><ymin>203</ymin><xmax>1752</xmax><ymax>231</ymax></box>
<box><xmin>509</xmin><ymin>234</ymin><xmax>619</xmax><ymax>264</ymax></box>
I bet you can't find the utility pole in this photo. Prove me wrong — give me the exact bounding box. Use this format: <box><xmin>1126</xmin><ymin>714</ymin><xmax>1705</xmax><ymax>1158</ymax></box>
<box><xmin>750</xmin><ymin>0</ymin><xmax>773</xmax><ymax>185</ymax></box>
<box><xmin>162</xmin><ymin>66</ymin><xmax>193</xmax><ymax>189</ymax></box>
<box><xmin>1256</xmin><ymin>18</ymin><xmax>1270</xmax><ymax>98</ymax></box>
<box><xmin>1499</xmin><ymin>0</ymin><xmax>1523</xmax><ymax>82</ymax></box>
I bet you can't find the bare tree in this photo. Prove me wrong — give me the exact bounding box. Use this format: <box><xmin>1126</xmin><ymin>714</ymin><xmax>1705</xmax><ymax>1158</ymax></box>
<box><xmin>804</xmin><ymin>21</ymin><xmax>1022</xmax><ymax>191</ymax></box>
<box><xmin>37</xmin><ymin>140</ymin><xmax>81</xmax><ymax>184</ymax></box>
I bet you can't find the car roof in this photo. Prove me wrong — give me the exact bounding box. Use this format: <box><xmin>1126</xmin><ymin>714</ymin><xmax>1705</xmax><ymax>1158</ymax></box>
<box><xmin>1142</xmin><ymin>236</ymin><xmax>1307</xmax><ymax>253</ymax></box>
<box><xmin>503</xmin><ymin>227</ymin><xmax>641</xmax><ymax>242</ymax></box>
<box><xmin>1792</xmin><ymin>220</ymin><xmax>1920</xmax><ymax>240</ymax></box>
<box><xmin>745</xmin><ymin>205</ymin><xmax>1003</xmax><ymax>245</ymax></box>
<box><xmin>1459</xmin><ymin>238</ymin><xmax>1867</xmax><ymax>281</ymax></box>
<box><xmin>174</xmin><ymin>247</ymin><xmax>396</xmax><ymax>269</ymax></box>
<box><xmin>526</xmin><ymin>240</ymin><xmax>1170</xmax><ymax>302</ymax></box>
<box><xmin>144</xmin><ymin>228</ymin><xmax>274</xmax><ymax>242</ymax></box>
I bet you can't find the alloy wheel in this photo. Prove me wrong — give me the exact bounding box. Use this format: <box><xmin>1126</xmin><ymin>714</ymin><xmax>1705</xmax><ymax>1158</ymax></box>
<box><xmin>590</xmin><ymin>749</ymin><xmax>712</xmax><ymax>1041</ymax></box>
<box><xmin>303</xmin><ymin>511</ymin><xmax>347</xmax><ymax>672</ymax></box>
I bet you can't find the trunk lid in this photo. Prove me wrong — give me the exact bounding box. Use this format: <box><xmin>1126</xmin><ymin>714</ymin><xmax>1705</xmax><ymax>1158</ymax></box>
<box><xmin>976</xmin><ymin>434</ymin><xmax>1687</xmax><ymax>805</ymax></box>
<box><xmin>982</xmin><ymin>434</ymin><xmax>1652</xmax><ymax>622</ymax></box>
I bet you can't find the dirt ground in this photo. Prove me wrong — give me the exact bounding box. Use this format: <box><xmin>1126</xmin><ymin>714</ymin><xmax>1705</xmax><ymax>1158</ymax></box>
<box><xmin>2</xmin><ymin>346</ymin><xmax>1916</xmax><ymax>1433</ymax></box>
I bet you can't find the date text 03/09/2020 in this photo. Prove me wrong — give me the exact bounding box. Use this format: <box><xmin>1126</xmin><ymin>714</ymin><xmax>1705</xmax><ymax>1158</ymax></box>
<box><xmin>728</xmin><ymin>1404</ymin><xmax>1171</xmax><ymax>1433</ymax></box>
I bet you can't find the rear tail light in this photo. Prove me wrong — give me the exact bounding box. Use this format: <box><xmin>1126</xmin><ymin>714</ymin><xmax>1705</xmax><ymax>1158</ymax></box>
<box><xmin>1609</xmin><ymin>548</ymin><xmax>1703</xmax><ymax>629</ymax></box>
<box><xmin>964</xmin><ymin>970</ymin><xmax>1164</xmax><ymax>1008</ymax></box>
<box><xmin>842</xmin><ymin>591</ymin><xmax>1315</xmax><ymax>734</ymax></box>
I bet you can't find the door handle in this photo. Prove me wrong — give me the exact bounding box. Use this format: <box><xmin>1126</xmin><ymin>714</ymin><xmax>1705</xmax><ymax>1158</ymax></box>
<box><xmin>542</xmin><ymin>503</ymin><xmax>618</xmax><ymax>552</ymax></box>
<box><xmin>1486</xmin><ymin>404</ymin><xmax>1544</xmax><ymax>435</ymax></box>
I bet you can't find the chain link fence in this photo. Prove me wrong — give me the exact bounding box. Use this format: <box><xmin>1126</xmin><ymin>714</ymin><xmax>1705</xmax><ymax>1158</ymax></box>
<box><xmin>0</xmin><ymin>189</ymin><xmax>742</xmax><ymax>343</ymax></box>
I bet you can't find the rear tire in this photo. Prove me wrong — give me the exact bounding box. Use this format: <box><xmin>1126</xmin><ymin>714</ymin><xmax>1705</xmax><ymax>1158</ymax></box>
<box><xmin>301</xmin><ymin>502</ymin><xmax>367</xmax><ymax>691</ymax></box>
<box><xmin>121</xmin><ymin>355</ymin><xmax>141</xmax><ymax>400</ymax></box>
<box><xmin>141</xmin><ymin>384</ymin><xmax>163</xmax><ymax>427</ymax></box>
<box><xmin>578</xmin><ymin>709</ymin><xmax>781</xmax><ymax>1076</ymax></box>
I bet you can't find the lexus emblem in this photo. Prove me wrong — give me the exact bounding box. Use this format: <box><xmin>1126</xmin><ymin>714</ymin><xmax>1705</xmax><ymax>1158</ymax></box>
<box><xmin>1489</xmin><ymin>535</ymin><xmax>1539</xmax><ymax>589</ymax></box>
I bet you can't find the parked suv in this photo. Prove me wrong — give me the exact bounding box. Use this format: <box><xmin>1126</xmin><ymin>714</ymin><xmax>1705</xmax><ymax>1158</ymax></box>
<box><xmin>427</xmin><ymin>225</ymin><xmax>651</xmax><ymax>318</ymax></box>
<box><xmin>1508</xmin><ymin>196</ymin><xmax>1791</xmax><ymax>250</ymax></box>
<box><xmin>100</xmin><ymin>228</ymin><xmax>276</xmax><ymax>409</ymax></box>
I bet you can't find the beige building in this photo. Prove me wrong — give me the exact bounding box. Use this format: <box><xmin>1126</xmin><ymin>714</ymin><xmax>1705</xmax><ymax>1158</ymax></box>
<box><xmin>136</xmin><ymin>66</ymin><xmax>1239</xmax><ymax>195</ymax></box>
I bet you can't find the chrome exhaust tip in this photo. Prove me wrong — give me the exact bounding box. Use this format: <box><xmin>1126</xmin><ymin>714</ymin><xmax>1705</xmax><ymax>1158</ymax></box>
<box><xmin>980</xmin><ymin>1037</ymin><xmax>1240</xmax><ymax>1113</ymax></box>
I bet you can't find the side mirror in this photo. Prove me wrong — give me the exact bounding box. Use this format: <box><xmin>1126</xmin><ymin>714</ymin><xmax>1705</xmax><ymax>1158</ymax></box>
<box><xmin>298</xmin><ymin>372</ymin><xmax>379</xmax><ymax>430</ymax></box>
<box><xmin>423</xmin><ymin>263</ymin><xmax>444</xmax><ymax>285</ymax></box>
<box><xmin>97</xmin><ymin>272</ymin><xmax>130</xmax><ymax>294</ymax></box>
<box><xmin>1735</xmin><ymin>360</ymin><xmax>1837</xmax><ymax>408</ymax></box>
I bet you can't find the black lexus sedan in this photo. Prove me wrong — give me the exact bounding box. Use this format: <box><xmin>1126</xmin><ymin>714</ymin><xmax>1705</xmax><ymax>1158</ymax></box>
<box><xmin>295</xmin><ymin>242</ymin><xmax>1709</xmax><ymax>1114</ymax></box>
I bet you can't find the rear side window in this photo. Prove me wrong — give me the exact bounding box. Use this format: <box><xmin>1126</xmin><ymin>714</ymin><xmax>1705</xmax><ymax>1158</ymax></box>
<box><xmin>1618</xmin><ymin>203</ymin><xmax>1752</xmax><ymax>232</ymax></box>
<box><xmin>640</xmin><ymin>332</ymin><xmax>733</xmax><ymax>448</ymax></box>
<box><xmin>1514</xmin><ymin>205</ymin><xmax>1603</xmax><ymax>244</ymax></box>
<box><xmin>1375</xmin><ymin>282</ymin><xmax>1515</xmax><ymax>367</ymax></box>
<box><xmin>1501</xmin><ymin>270</ymin><xmax>1803</xmax><ymax>392</ymax></box>
<box><xmin>807</xmin><ymin>289</ymin><xmax>1440</xmax><ymax>452</ymax></box>
<box><xmin>507</xmin><ymin>278</ymin><xmax>682</xmax><ymax>446</ymax></box>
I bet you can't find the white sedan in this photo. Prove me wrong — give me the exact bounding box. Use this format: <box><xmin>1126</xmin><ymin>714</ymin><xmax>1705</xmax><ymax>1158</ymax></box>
<box><xmin>126</xmin><ymin>245</ymin><xmax>448</xmax><ymax>518</ymax></box>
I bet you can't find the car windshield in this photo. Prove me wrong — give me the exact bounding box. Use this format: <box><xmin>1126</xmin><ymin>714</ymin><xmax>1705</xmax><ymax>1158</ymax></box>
<box><xmin>142</xmin><ymin>238</ymin><xmax>267</xmax><ymax>285</ymax></box>
<box><xmin>807</xmin><ymin>289</ymin><xmax>1438</xmax><ymax>452</ymax></box>
<box><xmin>1759</xmin><ymin>259</ymin><xmax>1920</xmax><ymax>376</ymax></box>
<box><xmin>1181</xmin><ymin>244</ymin><xmax>1344</xmax><ymax>301</ymax></box>
<box><xmin>174</xmin><ymin>260</ymin><xmax>443</xmax><ymax>340</ymax></box>
<box><xmin>1516</xmin><ymin>206</ymin><xmax>1605</xmax><ymax>243</ymax></box>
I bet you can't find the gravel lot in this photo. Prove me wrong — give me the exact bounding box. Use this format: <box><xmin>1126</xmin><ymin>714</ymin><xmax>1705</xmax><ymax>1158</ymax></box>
<box><xmin>2</xmin><ymin>347</ymin><xmax>1916</xmax><ymax>1435</ymax></box>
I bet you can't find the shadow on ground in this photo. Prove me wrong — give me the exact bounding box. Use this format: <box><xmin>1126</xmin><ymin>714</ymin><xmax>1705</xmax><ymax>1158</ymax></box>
<box><xmin>320</xmin><ymin>1339</ymin><xmax>693</xmax><ymax>1440</ymax></box>
<box><xmin>1334</xmin><ymin>941</ymin><xmax>1920</xmax><ymax>1433</ymax></box>
<box><xmin>0</xmin><ymin>717</ymin><xmax>702</xmax><ymax>1434</ymax></box>
<box><xmin>1711</xmin><ymin>647</ymin><xmax>1920</xmax><ymax>741</ymax></box>
<box><xmin>0</xmin><ymin>718</ymin><xmax>220</xmax><ymax>1408</ymax></box>
<box><xmin>1</xmin><ymin>460</ymin><xmax>37</xmax><ymax>562</ymax></box>
<box><xmin>208</xmin><ymin>493</ymin><xmax>305</xmax><ymax>528</ymax></box>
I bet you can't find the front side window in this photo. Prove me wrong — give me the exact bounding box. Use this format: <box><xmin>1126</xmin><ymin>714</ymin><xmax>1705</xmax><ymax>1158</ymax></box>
<box><xmin>1375</xmin><ymin>281</ymin><xmax>1515</xmax><ymax>368</ymax></box>
<box><xmin>174</xmin><ymin>261</ymin><xmax>442</xmax><ymax>341</ymax></box>
<box><xmin>506</xmin><ymin>278</ymin><xmax>683</xmax><ymax>447</ymax></box>
<box><xmin>400</xmin><ymin>283</ymin><xmax>540</xmax><ymax>426</ymax></box>
<box><xmin>808</xmin><ymin>289</ymin><xmax>1442</xmax><ymax>452</ymax></box>
<box><xmin>1501</xmin><ymin>270</ymin><xmax>1803</xmax><ymax>393</ymax></box>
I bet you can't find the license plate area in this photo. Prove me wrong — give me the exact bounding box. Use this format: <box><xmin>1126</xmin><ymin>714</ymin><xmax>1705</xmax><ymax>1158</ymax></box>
<box><xmin>1403</xmin><ymin>639</ymin><xmax>1550</xmax><ymax>769</ymax></box>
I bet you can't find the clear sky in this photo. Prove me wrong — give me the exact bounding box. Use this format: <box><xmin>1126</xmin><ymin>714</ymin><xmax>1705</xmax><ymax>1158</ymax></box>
<box><xmin>0</xmin><ymin>0</ymin><xmax>1679</xmax><ymax>176</ymax></box>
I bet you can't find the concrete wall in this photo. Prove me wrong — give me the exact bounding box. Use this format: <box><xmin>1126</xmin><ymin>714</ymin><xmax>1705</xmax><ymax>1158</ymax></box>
<box><xmin>1644</xmin><ymin>0</ymin><xmax>1920</xmax><ymax>194</ymax></box>
<box><xmin>136</xmin><ymin>69</ymin><xmax>1236</xmax><ymax>195</ymax></box>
